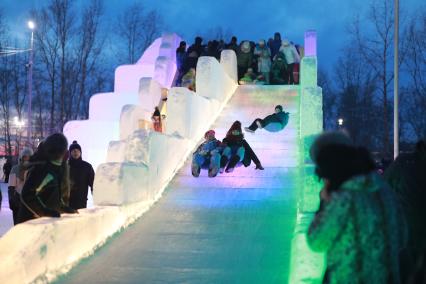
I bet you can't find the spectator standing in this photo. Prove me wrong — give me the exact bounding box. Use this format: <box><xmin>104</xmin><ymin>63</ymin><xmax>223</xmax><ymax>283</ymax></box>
<box><xmin>175</xmin><ymin>41</ymin><xmax>187</xmax><ymax>86</ymax></box>
<box><xmin>18</xmin><ymin>133</ymin><xmax>78</xmax><ymax>223</ymax></box>
<box><xmin>152</xmin><ymin>106</ymin><xmax>163</xmax><ymax>132</ymax></box>
<box><xmin>384</xmin><ymin>140</ymin><xmax>426</xmax><ymax>282</ymax></box>
<box><xmin>279</xmin><ymin>39</ymin><xmax>300</xmax><ymax>84</ymax></box>
<box><xmin>3</xmin><ymin>158</ymin><xmax>12</xmax><ymax>183</ymax></box>
<box><xmin>68</xmin><ymin>141</ymin><xmax>95</xmax><ymax>210</ymax></box>
<box><xmin>269</xmin><ymin>32</ymin><xmax>282</xmax><ymax>60</ymax></box>
<box><xmin>254</xmin><ymin>40</ymin><xmax>271</xmax><ymax>84</ymax></box>
<box><xmin>8</xmin><ymin>147</ymin><xmax>33</xmax><ymax>225</ymax></box>
<box><xmin>226</xmin><ymin>36</ymin><xmax>239</xmax><ymax>55</ymax></box>
<box><xmin>307</xmin><ymin>131</ymin><xmax>407</xmax><ymax>284</ymax></box>
<box><xmin>237</xmin><ymin>41</ymin><xmax>253</xmax><ymax>81</ymax></box>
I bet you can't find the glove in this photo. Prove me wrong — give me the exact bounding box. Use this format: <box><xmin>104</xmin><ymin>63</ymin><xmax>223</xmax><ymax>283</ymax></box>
<box><xmin>42</xmin><ymin>208</ymin><xmax>61</xmax><ymax>218</ymax></box>
<box><xmin>60</xmin><ymin>205</ymin><xmax>78</xmax><ymax>214</ymax></box>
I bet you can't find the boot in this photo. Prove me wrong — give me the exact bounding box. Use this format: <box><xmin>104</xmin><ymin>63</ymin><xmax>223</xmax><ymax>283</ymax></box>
<box><xmin>225</xmin><ymin>155</ymin><xmax>240</xmax><ymax>173</ymax></box>
<box><xmin>191</xmin><ymin>163</ymin><xmax>200</xmax><ymax>177</ymax></box>
<box><xmin>220</xmin><ymin>156</ymin><xmax>229</xmax><ymax>173</ymax></box>
<box><xmin>255</xmin><ymin>163</ymin><xmax>264</xmax><ymax>170</ymax></box>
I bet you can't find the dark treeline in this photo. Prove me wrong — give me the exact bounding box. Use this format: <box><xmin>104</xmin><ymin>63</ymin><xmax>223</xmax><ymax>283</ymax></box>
<box><xmin>321</xmin><ymin>0</ymin><xmax>426</xmax><ymax>157</ymax></box>
<box><xmin>0</xmin><ymin>0</ymin><xmax>163</xmax><ymax>155</ymax></box>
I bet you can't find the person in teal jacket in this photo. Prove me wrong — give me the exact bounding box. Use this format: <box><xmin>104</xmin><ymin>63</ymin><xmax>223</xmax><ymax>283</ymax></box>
<box><xmin>244</xmin><ymin>105</ymin><xmax>289</xmax><ymax>133</ymax></box>
<box><xmin>307</xmin><ymin>131</ymin><xmax>407</xmax><ymax>284</ymax></box>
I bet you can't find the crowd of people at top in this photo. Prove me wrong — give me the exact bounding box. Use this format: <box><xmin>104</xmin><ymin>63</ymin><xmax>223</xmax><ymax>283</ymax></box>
<box><xmin>175</xmin><ymin>32</ymin><xmax>303</xmax><ymax>89</ymax></box>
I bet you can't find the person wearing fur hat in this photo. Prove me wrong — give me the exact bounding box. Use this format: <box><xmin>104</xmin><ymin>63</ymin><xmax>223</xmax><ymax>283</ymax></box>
<box><xmin>68</xmin><ymin>140</ymin><xmax>95</xmax><ymax>210</ymax></box>
<box><xmin>245</xmin><ymin>105</ymin><xmax>289</xmax><ymax>133</ymax></box>
<box><xmin>254</xmin><ymin>40</ymin><xmax>271</xmax><ymax>84</ymax></box>
<box><xmin>279</xmin><ymin>39</ymin><xmax>300</xmax><ymax>84</ymax></box>
<box><xmin>220</xmin><ymin>121</ymin><xmax>246</xmax><ymax>173</ymax></box>
<box><xmin>18</xmin><ymin>133</ymin><xmax>78</xmax><ymax>223</ymax></box>
<box><xmin>237</xmin><ymin>41</ymin><xmax>253</xmax><ymax>81</ymax></box>
<box><xmin>191</xmin><ymin>130</ymin><xmax>222</xmax><ymax>178</ymax></box>
<box><xmin>307</xmin><ymin>131</ymin><xmax>407</xmax><ymax>284</ymax></box>
<box><xmin>7</xmin><ymin>147</ymin><xmax>33</xmax><ymax>224</ymax></box>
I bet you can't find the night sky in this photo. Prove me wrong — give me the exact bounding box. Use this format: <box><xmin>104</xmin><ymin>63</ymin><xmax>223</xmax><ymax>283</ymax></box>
<box><xmin>2</xmin><ymin>0</ymin><xmax>425</xmax><ymax>69</ymax></box>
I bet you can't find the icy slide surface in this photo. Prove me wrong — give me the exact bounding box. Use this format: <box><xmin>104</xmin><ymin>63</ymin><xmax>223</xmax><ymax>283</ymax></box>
<box><xmin>56</xmin><ymin>85</ymin><xmax>300</xmax><ymax>283</ymax></box>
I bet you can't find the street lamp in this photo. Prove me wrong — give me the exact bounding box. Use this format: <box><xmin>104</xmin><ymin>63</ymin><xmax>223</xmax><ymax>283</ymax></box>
<box><xmin>338</xmin><ymin>118</ymin><xmax>344</xmax><ymax>127</ymax></box>
<box><xmin>13</xmin><ymin>116</ymin><xmax>25</xmax><ymax>155</ymax></box>
<box><xmin>27</xmin><ymin>20</ymin><xmax>35</xmax><ymax>146</ymax></box>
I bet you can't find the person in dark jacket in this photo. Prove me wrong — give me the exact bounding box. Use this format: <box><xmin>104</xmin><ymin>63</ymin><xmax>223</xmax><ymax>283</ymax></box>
<box><xmin>185</xmin><ymin>36</ymin><xmax>204</xmax><ymax>70</ymax></box>
<box><xmin>3</xmin><ymin>158</ymin><xmax>12</xmax><ymax>183</ymax></box>
<box><xmin>175</xmin><ymin>41</ymin><xmax>187</xmax><ymax>86</ymax></box>
<box><xmin>225</xmin><ymin>36</ymin><xmax>239</xmax><ymax>54</ymax></box>
<box><xmin>269</xmin><ymin>32</ymin><xmax>282</xmax><ymax>60</ymax></box>
<box><xmin>245</xmin><ymin>105</ymin><xmax>289</xmax><ymax>133</ymax></box>
<box><xmin>18</xmin><ymin>133</ymin><xmax>78</xmax><ymax>224</ymax></box>
<box><xmin>220</xmin><ymin>121</ymin><xmax>246</xmax><ymax>173</ymax></box>
<box><xmin>384</xmin><ymin>139</ymin><xmax>426</xmax><ymax>282</ymax></box>
<box><xmin>68</xmin><ymin>141</ymin><xmax>95</xmax><ymax>210</ymax></box>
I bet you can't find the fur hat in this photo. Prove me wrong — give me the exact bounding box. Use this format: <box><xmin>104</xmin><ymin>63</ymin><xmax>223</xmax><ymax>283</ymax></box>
<box><xmin>282</xmin><ymin>39</ymin><xmax>290</xmax><ymax>47</ymax></box>
<box><xmin>241</xmin><ymin>41</ymin><xmax>251</xmax><ymax>53</ymax></box>
<box><xmin>204</xmin><ymin>130</ymin><xmax>215</xmax><ymax>138</ymax></box>
<box><xmin>69</xmin><ymin>140</ymin><xmax>82</xmax><ymax>153</ymax></box>
<box><xmin>309</xmin><ymin>131</ymin><xmax>353</xmax><ymax>163</ymax></box>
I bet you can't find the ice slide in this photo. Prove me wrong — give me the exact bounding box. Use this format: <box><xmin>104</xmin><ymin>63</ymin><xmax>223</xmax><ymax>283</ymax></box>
<box><xmin>56</xmin><ymin>85</ymin><xmax>300</xmax><ymax>283</ymax></box>
<box><xmin>0</xmin><ymin>31</ymin><xmax>324</xmax><ymax>283</ymax></box>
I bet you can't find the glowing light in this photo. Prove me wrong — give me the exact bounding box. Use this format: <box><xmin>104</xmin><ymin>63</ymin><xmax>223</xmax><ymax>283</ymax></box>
<box><xmin>28</xmin><ymin>21</ymin><xmax>35</xmax><ymax>30</ymax></box>
<box><xmin>338</xmin><ymin>118</ymin><xmax>344</xmax><ymax>126</ymax></box>
<box><xmin>304</xmin><ymin>30</ymin><xmax>317</xmax><ymax>57</ymax></box>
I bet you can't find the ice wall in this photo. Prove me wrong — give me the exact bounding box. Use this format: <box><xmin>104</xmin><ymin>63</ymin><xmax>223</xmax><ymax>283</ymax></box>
<box><xmin>95</xmin><ymin>53</ymin><xmax>237</xmax><ymax>206</ymax></box>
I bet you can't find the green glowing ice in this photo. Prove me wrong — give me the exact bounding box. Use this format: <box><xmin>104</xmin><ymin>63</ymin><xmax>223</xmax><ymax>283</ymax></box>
<box><xmin>288</xmin><ymin>56</ymin><xmax>325</xmax><ymax>284</ymax></box>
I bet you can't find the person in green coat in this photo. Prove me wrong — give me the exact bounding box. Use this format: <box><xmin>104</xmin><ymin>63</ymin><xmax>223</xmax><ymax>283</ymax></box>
<box><xmin>307</xmin><ymin>131</ymin><xmax>407</xmax><ymax>284</ymax></box>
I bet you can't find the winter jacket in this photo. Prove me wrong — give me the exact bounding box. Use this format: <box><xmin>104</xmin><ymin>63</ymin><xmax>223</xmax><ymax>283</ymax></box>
<box><xmin>69</xmin><ymin>158</ymin><xmax>95</xmax><ymax>210</ymax></box>
<box><xmin>18</xmin><ymin>161</ymin><xmax>71</xmax><ymax>223</ymax></box>
<box><xmin>279</xmin><ymin>44</ymin><xmax>300</xmax><ymax>65</ymax></box>
<box><xmin>307</xmin><ymin>173</ymin><xmax>407</xmax><ymax>284</ymax></box>
<box><xmin>384</xmin><ymin>151</ymin><xmax>426</xmax><ymax>250</ymax></box>
<box><xmin>222</xmin><ymin>135</ymin><xmax>244</xmax><ymax>148</ymax></box>
<box><xmin>270</xmin><ymin>54</ymin><xmax>287</xmax><ymax>84</ymax></box>
<box><xmin>263</xmin><ymin>111</ymin><xmax>289</xmax><ymax>127</ymax></box>
<box><xmin>237</xmin><ymin>51</ymin><xmax>253</xmax><ymax>68</ymax></box>
<box><xmin>269</xmin><ymin>39</ymin><xmax>282</xmax><ymax>59</ymax></box>
<box><xmin>254</xmin><ymin>46</ymin><xmax>271</xmax><ymax>73</ymax></box>
<box><xmin>194</xmin><ymin>139</ymin><xmax>222</xmax><ymax>156</ymax></box>
<box><xmin>176</xmin><ymin>48</ymin><xmax>187</xmax><ymax>71</ymax></box>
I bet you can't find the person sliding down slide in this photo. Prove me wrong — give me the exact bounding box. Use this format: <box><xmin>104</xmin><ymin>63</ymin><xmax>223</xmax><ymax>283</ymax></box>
<box><xmin>245</xmin><ymin>105</ymin><xmax>289</xmax><ymax>133</ymax></box>
<box><xmin>191</xmin><ymin>130</ymin><xmax>222</xmax><ymax>178</ymax></box>
<box><xmin>220</xmin><ymin>121</ymin><xmax>246</xmax><ymax>173</ymax></box>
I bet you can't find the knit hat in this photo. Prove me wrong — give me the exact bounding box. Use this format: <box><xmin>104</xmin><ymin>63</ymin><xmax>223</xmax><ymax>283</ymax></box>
<box><xmin>69</xmin><ymin>140</ymin><xmax>82</xmax><ymax>153</ymax></box>
<box><xmin>309</xmin><ymin>131</ymin><xmax>353</xmax><ymax>163</ymax></box>
<box><xmin>275</xmin><ymin>105</ymin><xmax>283</xmax><ymax>112</ymax></box>
<box><xmin>204</xmin><ymin>130</ymin><xmax>215</xmax><ymax>139</ymax></box>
